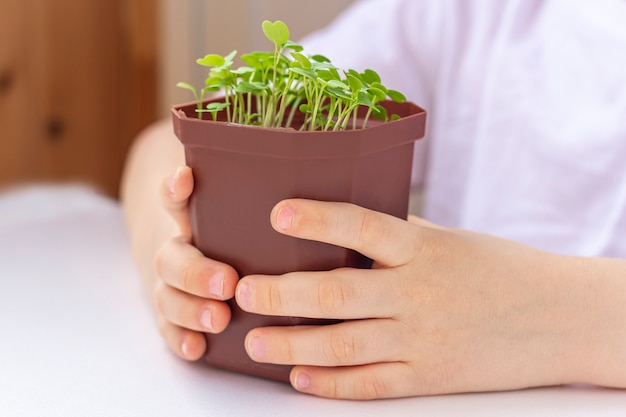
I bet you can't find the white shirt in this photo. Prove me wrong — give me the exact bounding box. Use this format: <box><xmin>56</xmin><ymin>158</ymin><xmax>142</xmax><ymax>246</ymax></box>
<box><xmin>301</xmin><ymin>0</ymin><xmax>626</xmax><ymax>257</ymax></box>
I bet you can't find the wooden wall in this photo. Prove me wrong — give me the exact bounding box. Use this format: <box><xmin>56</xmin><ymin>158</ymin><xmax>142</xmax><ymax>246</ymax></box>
<box><xmin>0</xmin><ymin>0</ymin><xmax>353</xmax><ymax>197</ymax></box>
<box><xmin>0</xmin><ymin>0</ymin><xmax>159</xmax><ymax>197</ymax></box>
<box><xmin>159</xmin><ymin>0</ymin><xmax>355</xmax><ymax>117</ymax></box>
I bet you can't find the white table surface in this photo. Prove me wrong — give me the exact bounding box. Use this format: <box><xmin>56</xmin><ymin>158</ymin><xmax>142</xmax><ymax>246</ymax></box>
<box><xmin>1</xmin><ymin>184</ymin><xmax>624</xmax><ymax>417</ymax></box>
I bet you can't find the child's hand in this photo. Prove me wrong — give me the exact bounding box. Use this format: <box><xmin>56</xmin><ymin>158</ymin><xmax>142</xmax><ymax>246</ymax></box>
<box><xmin>235</xmin><ymin>199</ymin><xmax>588</xmax><ymax>399</ymax></box>
<box><xmin>153</xmin><ymin>167</ymin><xmax>239</xmax><ymax>360</ymax></box>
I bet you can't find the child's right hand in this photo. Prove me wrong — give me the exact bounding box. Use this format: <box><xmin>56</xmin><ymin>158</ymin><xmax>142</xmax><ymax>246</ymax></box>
<box><xmin>152</xmin><ymin>166</ymin><xmax>239</xmax><ymax>360</ymax></box>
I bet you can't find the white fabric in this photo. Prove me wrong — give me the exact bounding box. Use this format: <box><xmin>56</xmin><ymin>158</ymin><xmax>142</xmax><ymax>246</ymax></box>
<box><xmin>301</xmin><ymin>0</ymin><xmax>626</xmax><ymax>257</ymax></box>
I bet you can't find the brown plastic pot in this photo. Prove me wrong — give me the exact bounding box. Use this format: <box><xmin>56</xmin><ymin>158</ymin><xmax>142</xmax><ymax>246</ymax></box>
<box><xmin>171</xmin><ymin>98</ymin><xmax>426</xmax><ymax>382</ymax></box>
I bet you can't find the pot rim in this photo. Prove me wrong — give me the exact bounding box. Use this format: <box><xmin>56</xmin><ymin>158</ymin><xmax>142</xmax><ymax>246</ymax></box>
<box><xmin>172</xmin><ymin>98</ymin><xmax>427</xmax><ymax>159</ymax></box>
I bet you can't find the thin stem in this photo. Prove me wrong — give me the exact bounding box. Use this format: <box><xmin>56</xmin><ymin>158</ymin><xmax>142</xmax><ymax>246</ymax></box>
<box><xmin>275</xmin><ymin>72</ymin><xmax>296</xmax><ymax>127</ymax></box>
<box><xmin>324</xmin><ymin>97</ymin><xmax>340</xmax><ymax>131</ymax></box>
<box><xmin>285</xmin><ymin>95</ymin><xmax>303</xmax><ymax>129</ymax></box>
<box><xmin>362</xmin><ymin>107</ymin><xmax>373</xmax><ymax>130</ymax></box>
<box><xmin>224</xmin><ymin>87</ymin><xmax>232</xmax><ymax>122</ymax></box>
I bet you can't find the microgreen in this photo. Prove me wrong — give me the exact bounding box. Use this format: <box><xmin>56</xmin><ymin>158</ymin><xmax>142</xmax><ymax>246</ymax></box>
<box><xmin>178</xmin><ymin>20</ymin><xmax>406</xmax><ymax>131</ymax></box>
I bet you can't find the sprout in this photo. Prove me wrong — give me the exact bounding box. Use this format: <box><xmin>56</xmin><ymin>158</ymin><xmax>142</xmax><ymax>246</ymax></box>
<box><xmin>177</xmin><ymin>21</ymin><xmax>406</xmax><ymax>130</ymax></box>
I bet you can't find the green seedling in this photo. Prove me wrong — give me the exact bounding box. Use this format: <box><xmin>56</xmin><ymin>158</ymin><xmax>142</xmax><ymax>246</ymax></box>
<box><xmin>178</xmin><ymin>20</ymin><xmax>407</xmax><ymax>131</ymax></box>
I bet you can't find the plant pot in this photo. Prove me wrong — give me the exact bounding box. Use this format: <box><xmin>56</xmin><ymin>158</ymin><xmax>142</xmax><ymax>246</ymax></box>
<box><xmin>171</xmin><ymin>98</ymin><xmax>426</xmax><ymax>382</ymax></box>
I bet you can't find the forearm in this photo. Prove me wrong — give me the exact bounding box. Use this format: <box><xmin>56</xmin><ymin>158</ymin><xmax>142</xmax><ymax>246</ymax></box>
<box><xmin>563</xmin><ymin>255</ymin><xmax>626</xmax><ymax>387</ymax></box>
<box><xmin>120</xmin><ymin>120</ymin><xmax>185</xmax><ymax>291</ymax></box>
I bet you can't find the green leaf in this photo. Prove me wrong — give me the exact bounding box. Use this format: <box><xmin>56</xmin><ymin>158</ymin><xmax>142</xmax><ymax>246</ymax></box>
<box><xmin>390</xmin><ymin>114</ymin><xmax>401</xmax><ymax>121</ymax></box>
<box><xmin>206</xmin><ymin>102</ymin><xmax>230</xmax><ymax>112</ymax></box>
<box><xmin>240</xmin><ymin>53</ymin><xmax>261</xmax><ymax>68</ymax></box>
<box><xmin>262</xmin><ymin>20</ymin><xmax>290</xmax><ymax>46</ymax></box>
<box><xmin>290</xmin><ymin>52</ymin><xmax>311</xmax><ymax>69</ymax></box>
<box><xmin>368</xmin><ymin>87</ymin><xmax>387</xmax><ymax>102</ymax></box>
<box><xmin>176</xmin><ymin>81</ymin><xmax>197</xmax><ymax>96</ymax></box>
<box><xmin>235</xmin><ymin>81</ymin><xmax>268</xmax><ymax>94</ymax></box>
<box><xmin>310</xmin><ymin>54</ymin><xmax>331</xmax><ymax>63</ymax></box>
<box><xmin>197</xmin><ymin>54</ymin><xmax>225</xmax><ymax>67</ymax></box>
<box><xmin>288</xmin><ymin>67</ymin><xmax>317</xmax><ymax>80</ymax></box>
<box><xmin>289</xmin><ymin>60</ymin><xmax>304</xmax><ymax>69</ymax></box>
<box><xmin>357</xmin><ymin>91</ymin><xmax>375</xmax><ymax>108</ymax></box>
<box><xmin>201</xmin><ymin>86</ymin><xmax>221</xmax><ymax>94</ymax></box>
<box><xmin>373</xmin><ymin>104</ymin><xmax>388</xmax><ymax>121</ymax></box>
<box><xmin>205</xmin><ymin>76</ymin><xmax>226</xmax><ymax>87</ymax></box>
<box><xmin>284</xmin><ymin>40</ymin><xmax>303</xmax><ymax>52</ymax></box>
<box><xmin>370</xmin><ymin>82</ymin><xmax>387</xmax><ymax>94</ymax></box>
<box><xmin>223</xmin><ymin>50</ymin><xmax>237</xmax><ymax>64</ymax></box>
<box><xmin>314</xmin><ymin>65</ymin><xmax>341</xmax><ymax>81</ymax></box>
<box><xmin>328</xmin><ymin>67</ymin><xmax>341</xmax><ymax>80</ymax></box>
<box><xmin>346</xmin><ymin>73</ymin><xmax>363</xmax><ymax>93</ymax></box>
<box><xmin>326</xmin><ymin>79</ymin><xmax>349</xmax><ymax>90</ymax></box>
<box><xmin>326</xmin><ymin>87</ymin><xmax>351</xmax><ymax>100</ymax></box>
<box><xmin>231</xmin><ymin>66</ymin><xmax>255</xmax><ymax>75</ymax></box>
<box><xmin>347</xmin><ymin>69</ymin><xmax>361</xmax><ymax>80</ymax></box>
<box><xmin>387</xmin><ymin>89</ymin><xmax>406</xmax><ymax>103</ymax></box>
<box><xmin>311</xmin><ymin>61</ymin><xmax>333</xmax><ymax>71</ymax></box>
<box><xmin>317</xmin><ymin>69</ymin><xmax>338</xmax><ymax>82</ymax></box>
<box><xmin>361</xmin><ymin>68</ymin><xmax>381</xmax><ymax>84</ymax></box>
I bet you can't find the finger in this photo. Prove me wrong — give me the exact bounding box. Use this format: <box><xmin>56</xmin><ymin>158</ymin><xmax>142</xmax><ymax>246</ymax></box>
<box><xmin>160</xmin><ymin>166</ymin><xmax>194</xmax><ymax>236</ymax></box>
<box><xmin>407</xmin><ymin>214</ymin><xmax>445</xmax><ymax>229</ymax></box>
<box><xmin>236</xmin><ymin>268</ymin><xmax>404</xmax><ymax>319</ymax></box>
<box><xmin>154</xmin><ymin>280</ymin><xmax>231</xmax><ymax>334</ymax></box>
<box><xmin>270</xmin><ymin>199</ymin><xmax>420</xmax><ymax>267</ymax></box>
<box><xmin>244</xmin><ymin>319</ymin><xmax>408</xmax><ymax>367</ymax></box>
<box><xmin>156</xmin><ymin>313</ymin><xmax>207</xmax><ymax>361</ymax></box>
<box><xmin>155</xmin><ymin>236</ymin><xmax>238</xmax><ymax>299</ymax></box>
<box><xmin>289</xmin><ymin>362</ymin><xmax>426</xmax><ymax>400</ymax></box>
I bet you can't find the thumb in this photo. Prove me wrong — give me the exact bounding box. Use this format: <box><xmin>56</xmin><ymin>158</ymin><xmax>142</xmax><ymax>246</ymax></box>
<box><xmin>160</xmin><ymin>166</ymin><xmax>194</xmax><ymax>236</ymax></box>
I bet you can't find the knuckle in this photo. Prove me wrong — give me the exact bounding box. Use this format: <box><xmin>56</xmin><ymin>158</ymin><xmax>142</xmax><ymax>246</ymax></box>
<box><xmin>281</xmin><ymin>335</ymin><xmax>294</xmax><ymax>363</ymax></box>
<box><xmin>356</xmin><ymin>210</ymin><xmax>386</xmax><ymax>247</ymax></box>
<box><xmin>412</xmin><ymin>227</ymin><xmax>449</xmax><ymax>263</ymax></box>
<box><xmin>154</xmin><ymin>238</ymin><xmax>182</xmax><ymax>284</ymax></box>
<box><xmin>326</xmin><ymin>329</ymin><xmax>357</xmax><ymax>363</ymax></box>
<box><xmin>178</xmin><ymin>261</ymin><xmax>195</xmax><ymax>291</ymax></box>
<box><xmin>316</xmin><ymin>276</ymin><xmax>346</xmax><ymax>314</ymax></box>
<box><xmin>152</xmin><ymin>280</ymin><xmax>167</xmax><ymax>312</ymax></box>
<box><xmin>318</xmin><ymin>374</ymin><xmax>338</xmax><ymax>399</ymax></box>
<box><xmin>154</xmin><ymin>237</ymin><xmax>198</xmax><ymax>291</ymax></box>
<box><xmin>315</xmin><ymin>208</ymin><xmax>335</xmax><ymax>236</ymax></box>
<box><xmin>153</xmin><ymin>243</ymin><xmax>168</xmax><ymax>278</ymax></box>
<box><xmin>265</xmin><ymin>281</ymin><xmax>283</xmax><ymax>313</ymax></box>
<box><xmin>356</xmin><ymin>373</ymin><xmax>388</xmax><ymax>400</ymax></box>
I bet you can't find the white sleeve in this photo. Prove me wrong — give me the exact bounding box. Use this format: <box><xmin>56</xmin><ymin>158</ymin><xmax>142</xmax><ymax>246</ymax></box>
<box><xmin>299</xmin><ymin>0</ymin><xmax>449</xmax><ymax>107</ymax></box>
<box><xmin>298</xmin><ymin>0</ymin><xmax>447</xmax><ymax>188</ymax></box>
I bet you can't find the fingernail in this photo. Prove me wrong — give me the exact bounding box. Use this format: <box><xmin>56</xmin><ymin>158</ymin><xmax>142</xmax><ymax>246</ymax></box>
<box><xmin>168</xmin><ymin>167</ymin><xmax>184</xmax><ymax>197</ymax></box>
<box><xmin>181</xmin><ymin>336</ymin><xmax>191</xmax><ymax>357</ymax></box>
<box><xmin>209</xmin><ymin>271</ymin><xmax>224</xmax><ymax>298</ymax></box>
<box><xmin>237</xmin><ymin>281</ymin><xmax>251</xmax><ymax>310</ymax></box>
<box><xmin>294</xmin><ymin>372</ymin><xmax>311</xmax><ymax>390</ymax></box>
<box><xmin>166</xmin><ymin>174</ymin><xmax>176</xmax><ymax>197</ymax></box>
<box><xmin>200</xmin><ymin>308</ymin><xmax>213</xmax><ymax>331</ymax></box>
<box><xmin>248</xmin><ymin>336</ymin><xmax>266</xmax><ymax>361</ymax></box>
<box><xmin>276</xmin><ymin>206</ymin><xmax>294</xmax><ymax>231</ymax></box>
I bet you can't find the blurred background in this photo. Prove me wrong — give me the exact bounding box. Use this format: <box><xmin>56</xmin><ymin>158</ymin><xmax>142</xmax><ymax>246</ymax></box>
<box><xmin>0</xmin><ymin>0</ymin><xmax>354</xmax><ymax>198</ymax></box>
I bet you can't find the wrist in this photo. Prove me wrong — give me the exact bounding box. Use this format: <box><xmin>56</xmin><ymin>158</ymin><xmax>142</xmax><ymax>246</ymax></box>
<box><xmin>556</xmin><ymin>255</ymin><xmax>626</xmax><ymax>387</ymax></box>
